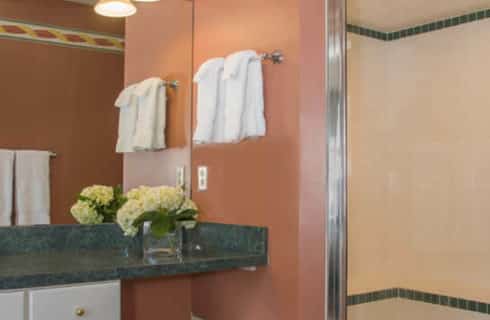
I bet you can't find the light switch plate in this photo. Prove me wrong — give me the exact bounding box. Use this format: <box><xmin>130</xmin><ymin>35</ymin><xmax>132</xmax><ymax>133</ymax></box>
<box><xmin>176</xmin><ymin>167</ymin><xmax>185</xmax><ymax>188</ymax></box>
<box><xmin>197</xmin><ymin>166</ymin><xmax>208</xmax><ymax>191</ymax></box>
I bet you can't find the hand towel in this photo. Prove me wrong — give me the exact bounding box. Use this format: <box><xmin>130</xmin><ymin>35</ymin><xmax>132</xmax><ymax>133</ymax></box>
<box><xmin>223</xmin><ymin>50</ymin><xmax>260</xmax><ymax>142</ymax></box>
<box><xmin>0</xmin><ymin>150</ymin><xmax>14</xmax><ymax>226</ymax></box>
<box><xmin>244</xmin><ymin>55</ymin><xmax>266</xmax><ymax>139</ymax></box>
<box><xmin>115</xmin><ymin>84</ymin><xmax>139</xmax><ymax>153</ymax></box>
<box><xmin>193</xmin><ymin>58</ymin><xmax>226</xmax><ymax>144</ymax></box>
<box><xmin>15</xmin><ymin>151</ymin><xmax>51</xmax><ymax>225</ymax></box>
<box><xmin>132</xmin><ymin>77</ymin><xmax>166</xmax><ymax>151</ymax></box>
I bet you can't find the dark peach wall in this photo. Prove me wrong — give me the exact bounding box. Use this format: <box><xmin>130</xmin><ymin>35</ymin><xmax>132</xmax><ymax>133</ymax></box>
<box><xmin>190</xmin><ymin>0</ymin><xmax>325</xmax><ymax>320</ymax></box>
<box><xmin>0</xmin><ymin>1</ymin><xmax>124</xmax><ymax>225</ymax></box>
<box><xmin>297</xmin><ymin>0</ymin><xmax>326</xmax><ymax>318</ymax></box>
<box><xmin>122</xmin><ymin>277</ymin><xmax>191</xmax><ymax>320</ymax></box>
<box><xmin>122</xmin><ymin>0</ymin><xmax>326</xmax><ymax>318</ymax></box>
<box><xmin>123</xmin><ymin>0</ymin><xmax>193</xmax><ymax>190</ymax></box>
<box><xmin>122</xmin><ymin>1</ymin><xmax>193</xmax><ymax>319</ymax></box>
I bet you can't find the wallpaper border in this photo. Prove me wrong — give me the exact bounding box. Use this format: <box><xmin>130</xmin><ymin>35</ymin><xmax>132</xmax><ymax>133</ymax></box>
<box><xmin>0</xmin><ymin>17</ymin><xmax>124</xmax><ymax>54</ymax></box>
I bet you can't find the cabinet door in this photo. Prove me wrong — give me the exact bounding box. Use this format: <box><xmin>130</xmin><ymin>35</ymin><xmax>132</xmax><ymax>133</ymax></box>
<box><xmin>29</xmin><ymin>281</ymin><xmax>120</xmax><ymax>320</ymax></box>
<box><xmin>0</xmin><ymin>291</ymin><xmax>24</xmax><ymax>320</ymax></box>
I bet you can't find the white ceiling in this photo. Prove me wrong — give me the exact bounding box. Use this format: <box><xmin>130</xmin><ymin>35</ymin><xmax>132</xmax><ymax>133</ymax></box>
<box><xmin>347</xmin><ymin>0</ymin><xmax>490</xmax><ymax>31</ymax></box>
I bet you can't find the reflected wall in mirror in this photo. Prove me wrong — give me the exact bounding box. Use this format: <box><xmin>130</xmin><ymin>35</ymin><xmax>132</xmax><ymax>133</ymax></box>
<box><xmin>0</xmin><ymin>0</ymin><xmax>193</xmax><ymax>226</ymax></box>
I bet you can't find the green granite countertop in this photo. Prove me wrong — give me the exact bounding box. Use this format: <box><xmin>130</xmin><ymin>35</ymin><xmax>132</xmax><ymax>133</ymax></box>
<box><xmin>0</xmin><ymin>248</ymin><xmax>267</xmax><ymax>290</ymax></box>
<box><xmin>0</xmin><ymin>223</ymin><xmax>268</xmax><ymax>289</ymax></box>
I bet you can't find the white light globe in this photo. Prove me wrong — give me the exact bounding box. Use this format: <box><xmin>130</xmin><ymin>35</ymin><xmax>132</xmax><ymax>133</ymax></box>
<box><xmin>95</xmin><ymin>0</ymin><xmax>137</xmax><ymax>18</ymax></box>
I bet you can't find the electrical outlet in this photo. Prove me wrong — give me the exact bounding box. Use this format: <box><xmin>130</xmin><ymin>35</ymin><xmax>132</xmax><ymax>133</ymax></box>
<box><xmin>176</xmin><ymin>167</ymin><xmax>185</xmax><ymax>188</ymax></box>
<box><xmin>197</xmin><ymin>166</ymin><xmax>208</xmax><ymax>191</ymax></box>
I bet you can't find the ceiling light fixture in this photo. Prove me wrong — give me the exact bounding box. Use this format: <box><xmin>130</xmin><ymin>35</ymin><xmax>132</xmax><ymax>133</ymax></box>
<box><xmin>94</xmin><ymin>0</ymin><xmax>137</xmax><ymax>18</ymax></box>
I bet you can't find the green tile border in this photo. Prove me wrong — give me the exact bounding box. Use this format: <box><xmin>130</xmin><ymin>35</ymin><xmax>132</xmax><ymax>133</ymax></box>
<box><xmin>347</xmin><ymin>24</ymin><xmax>387</xmax><ymax>41</ymax></box>
<box><xmin>347</xmin><ymin>288</ymin><xmax>398</xmax><ymax>305</ymax></box>
<box><xmin>348</xmin><ymin>288</ymin><xmax>490</xmax><ymax>315</ymax></box>
<box><xmin>348</xmin><ymin>9</ymin><xmax>490</xmax><ymax>41</ymax></box>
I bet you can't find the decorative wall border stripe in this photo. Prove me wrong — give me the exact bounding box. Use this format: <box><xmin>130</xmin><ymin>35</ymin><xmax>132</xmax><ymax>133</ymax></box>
<box><xmin>348</xmin><ymin>288</ymin><xmax>490</xmax><ymax>315</ymax></box>
<box><xmin>0</xmin><ymin>18</ymin><xmax>124</xmax><ymax>54</ymax></box>
<box><xmin>348</xmin><ymin>9</ymin><xmax>490</xmax><ymax>41</ymax></box>
<box><xmin>347</xmin><ymin>24</ymin><xmax>387</xmax><ymax>41</ymax></box>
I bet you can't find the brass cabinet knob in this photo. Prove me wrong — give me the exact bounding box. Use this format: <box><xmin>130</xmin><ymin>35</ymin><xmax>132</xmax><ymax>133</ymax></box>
<box><xmin>75</xmin><ymin>307</ymin><xmax>85</xmax><ymax>317</ymax></box>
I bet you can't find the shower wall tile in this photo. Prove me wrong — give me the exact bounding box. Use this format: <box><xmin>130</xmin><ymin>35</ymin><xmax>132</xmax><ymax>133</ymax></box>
<box><xmin>349</xmin><ymin>298</ymin><xmax>490</xmax><ymax>320</ymax></box>
<box><xmin>349</xmin><ymin>288</ymin><xmax>490</xmax><ymax>316</ymax></box>
<box><xmin>348</xmin><ymin>9</ymin><xmax>490</xmax><ymax>41</ymax></box>
<box><xmin>348</xmin><ymin>14</ymin><xmax>490</xmax><ymax>304</ymax></box>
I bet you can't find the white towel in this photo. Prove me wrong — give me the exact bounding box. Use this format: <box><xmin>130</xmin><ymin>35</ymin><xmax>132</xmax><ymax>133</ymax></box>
<box><xmin>132</xmin><ymin>77</ymin><xmax>166</xmax><ymax>151</ymax></box>
<box><xmin>245</xmin><ymin>56</ymin><xmax>266</xmax><ymax>138</ymax></box>
<box><xmin>0</xmin><ymin>150</ymin><xmax>14</xmax><ymax>226</ymax></box>
<box><xmin>223</xmin><ymin>50</ymin><xmax>264</xmax><ymax>142</ymax></box>
<box><xmin>193</xmin><ymin>58</ymin><xmax>226</xmax><ymax>144</ymax></box>
<box><xmin>115</xmin><ymin>84</ymin><xmax>139</xmax><ymax>153</ymax></box>
<box><xmin>15</xmin><ymin>151</ymin><xmax>51</xmax><ymax>225</ymax></box>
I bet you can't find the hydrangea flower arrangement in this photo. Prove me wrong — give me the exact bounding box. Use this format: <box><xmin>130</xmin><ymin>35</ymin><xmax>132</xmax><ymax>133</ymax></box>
<box><xmin>70</xmin><ymin>185</ymin><xmax>127</xmax><ymax>224</ymax></box>
<box><xmin>116</xmin><ymin>186</ymin><xmax>198</xmax><ymax>238</ymax></box>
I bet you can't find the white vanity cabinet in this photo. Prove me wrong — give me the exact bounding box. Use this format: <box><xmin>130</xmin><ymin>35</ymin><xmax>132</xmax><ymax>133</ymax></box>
<box><xmin>0</xmin><ymin>281</ymin><xmax>120</xmax><ymax>320</ymax></box>
<box><xmin>0</xmin><ymin>291</ymin><xmax>25</xmax><ymax>320</ymax></box>
<box><xmin>29</xmin><ymin>281</ymin><xmax>120</xmax><ymax>320</ymax></box>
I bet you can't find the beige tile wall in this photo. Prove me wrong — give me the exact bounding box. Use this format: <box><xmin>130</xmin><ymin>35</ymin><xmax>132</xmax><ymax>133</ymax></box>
<box><xmin>348</xmin><ymin>18</ymin><xmax>490</xmax><ymax>301</ymax></box>
<box><xmin>348</xmin><ymin>299</ymin><xmax>490</xmax><ymax>320</ymax></box>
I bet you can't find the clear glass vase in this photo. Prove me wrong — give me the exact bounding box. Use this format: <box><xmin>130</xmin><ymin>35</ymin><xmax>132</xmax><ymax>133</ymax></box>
<box><xmin>143</xmin><ymin>221</ymin><xmax>183</xmax><ymax>261</ymax></box>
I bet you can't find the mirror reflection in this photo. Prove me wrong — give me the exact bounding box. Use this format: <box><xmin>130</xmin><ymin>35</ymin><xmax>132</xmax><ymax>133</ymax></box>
<box><xmin>0</xmin><ymin>0</ymin><xmax>193</xmax><ymax>226</ymax></box>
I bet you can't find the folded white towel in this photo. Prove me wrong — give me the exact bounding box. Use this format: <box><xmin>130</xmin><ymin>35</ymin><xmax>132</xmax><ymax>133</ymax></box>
<box><xmin>132</xmin><ymin>77</ymin><xmax>166</xmax><ymax>151</ymax></box>
<box><xmin>0</xmin><ymin>150</ymin><xmax>14</xmax><ymax>226</ymax></box>
<box><xmin>244</xmin><ymin>56</ymin><xmax>266</xmax><ymax>138</ymax></box>
<box><xmin>223</xmin><ymin>50</ymin><xmax>261</xmax><ymax>142</ymax></box>
<box><xmin>193</xmin><ymin>58</ymin><xmax>226</xmax><ymax>144</ymax></box>
<box><xmin>115</xmin><ymin>84</ymin><xmax>139</xmax><ymax>153</ymax></box>
<box><xmin>15</xmin><ymin>151</ymin><xmax>51</xmax><ymax>225</ymax></box>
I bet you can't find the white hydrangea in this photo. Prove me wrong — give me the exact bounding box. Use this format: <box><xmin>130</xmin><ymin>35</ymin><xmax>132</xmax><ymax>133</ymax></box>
<box><xmin>80</xmin><ymin>185</ymin><xmax>114</xmax><ymax>206</ymax></box>
<box><xmin>126</xmin><ymin>186</ymin><xmax>151</xmax><ymax>201</ymax></box>
<box><xmin>154</xmin><ymin>186</ymin><xmax>185</xmax><ymax>211</ymax></box>
<box><xmin>70</xmin><ymin>200</ymin><xmax>103</xmax><ymax>225</ymax></box>
<box><xmin>117</xmin><ymin>198</ymin><xmax>145</xmax><ymax>237</ymax></box>
<box><xmin>128</xmin><ymin>186</ymin><xmax>184</xmax><ymax>212</ymax></box>
<box><xmin>116</xmin><ymin>186</ymin><xmax>187</xmax><ymax>237</ymax></box>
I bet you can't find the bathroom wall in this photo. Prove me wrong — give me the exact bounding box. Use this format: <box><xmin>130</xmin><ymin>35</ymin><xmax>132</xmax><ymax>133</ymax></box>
<box><xmin>347</xmin><ymin>33</ymin><xmax>396</xmax><ymax>293</ymax></box>
<box><xmin>123</xmin><ymin>0</ymin><xmax>193</xmax><ymax>191</ymax></box>
<box><xmin>122</xmin><ymin>0</ymin><xmax>193</xmax><ymax>319</ymax></box>
<box><xmin>123</xmin><ymin>0</ymin><xmax>325</xmax><ymax>318</ymax></box>
<box><xmin>348</xmin><ymin>16</ymin><xmax>490</xmax><ymax>303</ymax></box>
<box><xmin>190</xmin><ymin>0</ymin><xmax>326</xmax><ymax>319</ymax></box>
<box><xmin>0</xmin><ymin>0</ymin><xmax>124</xmax><ymax>224</ymax></box>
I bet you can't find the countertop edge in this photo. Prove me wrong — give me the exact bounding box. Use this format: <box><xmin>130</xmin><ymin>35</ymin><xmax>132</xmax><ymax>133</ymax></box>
<box><xmin>0</xmin><ymin>254</ymin><xmax>268</xmax><ymax>290</ymax></box>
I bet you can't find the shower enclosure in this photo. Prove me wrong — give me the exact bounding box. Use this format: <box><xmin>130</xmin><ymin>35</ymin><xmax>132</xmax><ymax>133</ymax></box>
<box><xmin>326</xmin><ymin>1</ymin><xmax>490</xmax><ymax>319</ymax></box>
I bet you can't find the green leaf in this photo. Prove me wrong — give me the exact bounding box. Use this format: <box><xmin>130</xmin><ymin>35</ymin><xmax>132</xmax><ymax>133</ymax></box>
<box><xmin>78</xmin><ymin>195</ymin><xmax>92</xmax><ymax>202</ymax></box>
<box><xmin>114</xmin><ymin>185</ymin><xmax>123</xmax><ymax>197</ymax></box>
<box><xmin>176</xmin><ymin>209</ymin><xmax>198</xmax><ymax>221</ymax></box>
<box><xmin>132</xmin><ymin>211</ymin><xmax>160</xmax><ymax>228</ymax></box>
<box><xmin>150</xmin><ymin>215</ymin><xmax>173</xmax><ymax>238</ymax></box>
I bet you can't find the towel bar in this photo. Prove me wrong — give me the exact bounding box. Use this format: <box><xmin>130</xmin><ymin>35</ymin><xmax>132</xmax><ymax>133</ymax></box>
<box><xmin>162</xmin><ymin>80</ymin><xmax>179</xmax><ymax>89</ymax></box>
<box><xmin>260</xmin><ymin>50</ymin><xmax>284</xmax><ymax>64</ymax></box>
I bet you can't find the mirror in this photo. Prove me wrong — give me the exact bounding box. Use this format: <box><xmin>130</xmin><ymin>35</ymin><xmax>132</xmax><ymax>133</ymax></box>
<box><xmin>0</xmin><ymin>0</ymin><xmax>193</xmax><ymax>225</ymax></box>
